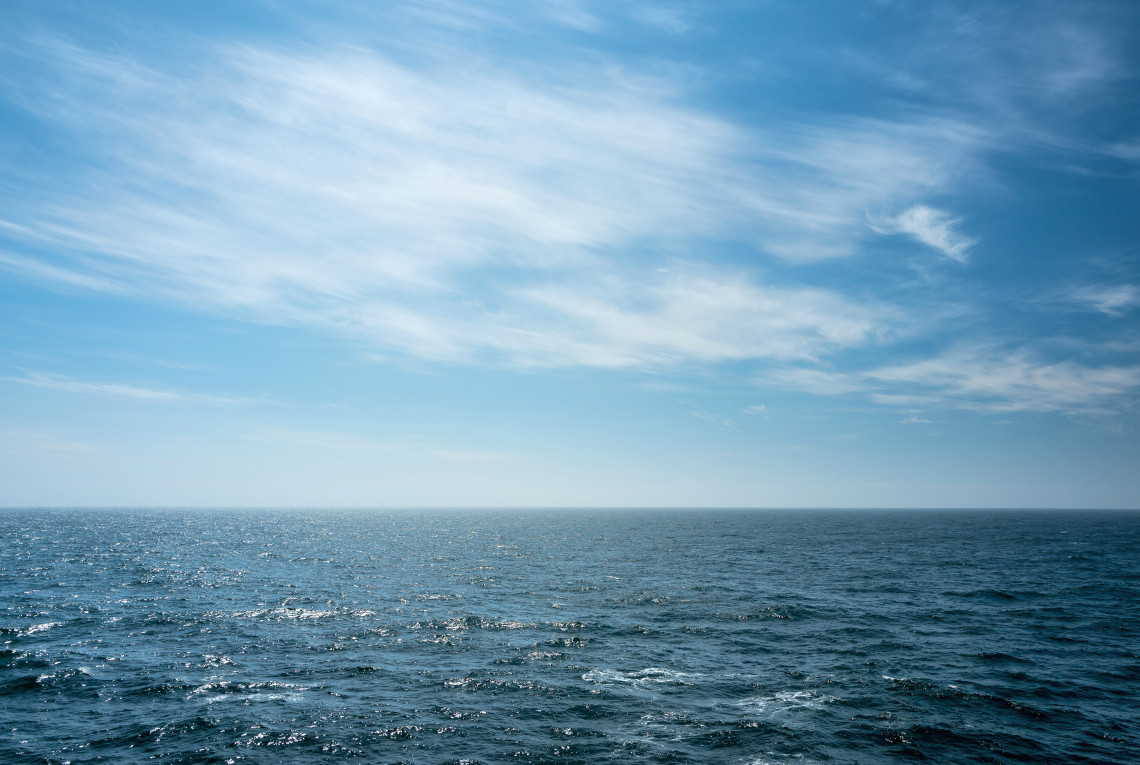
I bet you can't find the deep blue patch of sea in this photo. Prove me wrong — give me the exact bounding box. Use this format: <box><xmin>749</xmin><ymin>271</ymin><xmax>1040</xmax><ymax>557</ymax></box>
<box><xmin>1</xmin><ymin>509</ymin><xmax>1137</xmax><ymax>764</ymax></box>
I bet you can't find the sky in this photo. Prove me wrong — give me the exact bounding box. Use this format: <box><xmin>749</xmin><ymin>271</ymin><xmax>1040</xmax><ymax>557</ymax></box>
<box><xmin>1</xmin><ymin>0</ymin><xmax>1138</xmax><ymax>508</ymax></box>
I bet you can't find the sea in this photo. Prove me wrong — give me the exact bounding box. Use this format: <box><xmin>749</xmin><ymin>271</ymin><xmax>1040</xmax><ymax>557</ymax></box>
<box><xmin>1</xmin><ymin>508</ymin><xmax>1137</xmax><ymax>764</ymax></box>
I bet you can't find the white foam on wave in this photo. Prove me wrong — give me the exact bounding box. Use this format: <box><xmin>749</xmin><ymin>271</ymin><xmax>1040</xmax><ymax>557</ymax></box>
<box><xmin>745</xmin><ymin>754</ymin><xmax>824</xmax><ymax>765</ymax></box>
<box><xmin>189</xmin><ymin>679</ymin><xmax>307</xmax><ymax>704</ymax></box>
<box><xmin>20</xmin><ymin>621</ymin><xmax>62</xmax><ymax>636</ymax></box>
<box><xmin>231</xmin><ymin>607</ymin><xmax>337</xmax><ymax>620</ymax></box>
<box><xmin>444</xmin><ymin>676</ymin><xmax>474</xmax><ymax>688</ymax></box>
<box><xmin>582</xmin><ymin>667</ymin><xmax>701</xmax><ymax>687</ymax></box>
<box><xmin>736</xmin><ymin>689</ymin><xmax>835</xmax><ymax>717</ymax></box>
<box><xmin>420</xmin><ymin>634</ymin><xmax>459</xmax><ymax>645</ymax></box>
<box><xmin>524</xmin><ymin>650</ymin><xmax>564</xmax><ymax>661</ymax></box>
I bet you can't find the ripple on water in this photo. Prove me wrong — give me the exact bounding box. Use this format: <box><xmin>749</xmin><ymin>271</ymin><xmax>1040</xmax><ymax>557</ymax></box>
<box><xmin>0</xmin><ymin>508</ymin><xmax>1136</xmax><ymax>764</ymax></box>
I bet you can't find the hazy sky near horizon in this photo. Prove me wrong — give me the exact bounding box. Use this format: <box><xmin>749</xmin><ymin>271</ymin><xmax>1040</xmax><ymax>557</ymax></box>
<box><xmin>2</xmin><ymin>0</ymin><xmax>1139</xmax><ymax>508</ymax></box>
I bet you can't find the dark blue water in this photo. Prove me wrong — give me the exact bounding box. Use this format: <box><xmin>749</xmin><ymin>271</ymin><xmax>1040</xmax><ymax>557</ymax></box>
<box><xmin>1</xmin><ymin>509</ymin><xmax>1137</xmax><ymax>764</ymax></box>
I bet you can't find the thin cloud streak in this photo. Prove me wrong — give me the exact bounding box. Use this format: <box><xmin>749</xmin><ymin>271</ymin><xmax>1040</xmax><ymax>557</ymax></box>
<box><xmin>242</xmin><ymin>428</ymin><xmax>507</xmax><ymax>462</ymax></box>
<box><xmin>865</xmin><ymin>351</ymin><xmax>1140</xmax><ymax>414</ymax></box>
<box><xmin>243</xmin><ymin>428</ymin><xmax>396</xmax><ymax>451</ymax></box>
<box><xmin>763</xmin><ymin>349</ymin><xmax>1140</xmax><ymax>415</ymax></box>
<box><xmin>1065</xmin><ymin>285</ymin><xmax>1140</xmax><ymax>317</ymax></box>
<box><xmin>5</xmin><ymin>371</ymin><xmax>273</xmax><ymax>406</ymax></box>
<box><xmin>0</xmin><ymin>34</ymin><xmax>978</xmax><ymax>370</ymax></box>
<box><xmin>0</xmin><ymin>429</ymin><xmax>97</xmax><ymax>456</ymax></box>
<box><xmin>1</xmin><ymin>4</ymin><xmax>1135</xmax><ymax>425</ymax></box>
<box><xmin>872</xmin><ymin>205</ymin><xmax>977</xmax><ymax>262</ymax></box>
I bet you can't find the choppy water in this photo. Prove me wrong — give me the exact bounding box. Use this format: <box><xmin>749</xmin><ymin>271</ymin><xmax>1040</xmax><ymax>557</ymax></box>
<box><xmin>1</xmin><ymin>509</ymin><xmax>1137</xmax><ymax>764</ymax></box>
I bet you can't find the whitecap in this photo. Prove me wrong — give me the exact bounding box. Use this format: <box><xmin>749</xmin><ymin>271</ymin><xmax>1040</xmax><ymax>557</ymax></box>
<box><xmin>737</xmin><ymin>690</ymin><xmax>835</xmax><ymax>716</ymax></box>
<box><xmin>20</xmin><ymin>622</ymin><xmax>62</xmax><ymax>636</ymax></box>
<box><xmin>745</xmin><ymin>755</ymin><xmax>825</xmax><ymax>765</ymax></box>
<box><xmin>582</xmin><ymin>667</ymin><xmax>700</xmax><ymax>686</ymax></box>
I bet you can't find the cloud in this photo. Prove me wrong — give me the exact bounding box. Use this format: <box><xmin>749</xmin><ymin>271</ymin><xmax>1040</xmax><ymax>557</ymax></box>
<box><xmin>539</xmin><ymin>0</ymin><xmax>603</xmax><ymax>31</ymax></box>
<box><xmin>0</xmin><ymin>31</ymin><xmax>978</xmax><ymax>371</ymax></box>
<box><xmin>243</xmin><ymin>428</ymin><xmax>396</xmax><ymax>451</ymax></box>
<box><xmin>0</xmin><ymin>429</ymin><xmax>96</xmax><ymax>456</ymax></box>
<box><xmin>841</xmin><ymin>2</ymin><xmax>1132</xmax><ymax>178</ymax></box>
<box><xmin>242</xmin><ymin>428</ymin><xmax>506</xmax><ymax>461</ymax></box>
<box><xmin>872</xmin><ymin>205</ymin><xmax>976</xmax><ymax>262</ymax></box>
<box><xmin>429</xmin><ymin>449</ymin><xmax>509</xmax><ymax>461</ymax></box>
<box><xmin>629</xmin><ymin>4</ymin><xmax>692</xmax><ymax>35</ymax></box>
<box><xmin>1107</xmin><ymin>139</ymin><xmax>1140</xmax><ymax>163</ymax></box>
<box><xmin>761</xmin><ymin>367</ymin><xmax>871</xmax><ymax>397</ymax></box>
<box><xmin>691</xmin><ymin>411</ymin><xmax>734</xmax><ymax>429</ymax></box>
<box><xmin>4</xmin><ymin>371</ymin><xmax>271</xmax><ymax>405</ymax></box>
<box><xmin>749</xmin><ymin>118</ymin><xmax>985</xmax><ymax>261</ymax></box>
<box><xmin>508</xmin><ymin>268</ymin><xmax>889</xmax><ymax>368</ymax></box>
<box><xmin>867</xmin><ymin>350</ymin><xmax>1140</xmax><ymax>414</ymax></box>
<box><xmin>1065</xmin><ymin>285</ymin><xmax>1140</xmax><ymax>317</ymax></box>
<box><xmin>763</xmin><ymin>348</ymin><xmax>1140</xmax><ymax>415</ymax></box>
<box><xmin>0</xmin><ymin>249</ymin><xmax>123</xmax><ymax>293</ymax></box>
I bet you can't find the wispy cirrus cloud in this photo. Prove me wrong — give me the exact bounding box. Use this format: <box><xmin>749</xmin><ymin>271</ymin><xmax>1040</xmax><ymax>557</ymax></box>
<box><xmin>1107</xmin><ymin>138</ymin><xmax>1140</xmax><ymax>163</ymax></box>
<box><xmin>429</xmin><ymin>449</ymin><xmax>509</xmax><ymax>461</ymax></box>
<box><xmin>871</xmin><ymin>205</ymin><xmax>976</xmax><ymax>262</ymax></box>
<box><xmin>242</xmin><ymin>427</ymin><xmax>507</xmax><ymax>461</ymax></box>
<box><xmin>628</xmin><ymin>3</ymin><xmax>692</xmax><ymax>35</ymax></box>
<box><xmin>0</xmin><ymin>429</ymin><xmax>96</xmax><ymax>456</ymax></box>
<box><xmin>849</xmin><ymin>1</ymin><xmax>1128</xmax><ymax>146</ymax></box>
<box><xmin>4</xmin><ymin>371</ymin><xmax>272</xmax><ymax>405</ymax></box>
<box><xmin>508</xmin><ymin>268</ymin><xmax>889</xmax><ymax>367</ymax></box>
<box><xmin>0</xmin><ymin>249</ymin><xmax>123</xmax><ymax>293</ymax></box>
<box><xmin>0</xmin><ymin>29</ymin><xmax>978</xmax><ymax>370</ymax></box>
<box><xmin>243</xmin><ymin>428</ymin><xmax>395</xmax><ymax>451</ymax></box>
<box><xmin>865</xmin><ymin>350</ymin><xmax>1140</xmax><ymax>414</ymax></box>
<box><xmin>763</xmin><ymin>349</ymin><xmax>1140</xmax><ymax>415</ymax></box>
<box><xmin>1064</xmin><ymin>285</ymin><xmax>1140</xmax><ymax>317</ymax></box>
<box><xmin>0</xmin><ymin>2</ymin><xmax>1133</xmax><ymax>430</ymax></box>
<box><xmin>690</xmin><ymin>410</ymin><xmax>735</xmax><ymax>429</ymax></box>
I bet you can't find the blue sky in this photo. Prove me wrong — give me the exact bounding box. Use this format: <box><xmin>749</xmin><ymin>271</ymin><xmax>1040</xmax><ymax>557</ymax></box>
<box><xmin>1</xmin><ymin>0</ymin><xmax>1138</xmax><ymax>507</ymax></box>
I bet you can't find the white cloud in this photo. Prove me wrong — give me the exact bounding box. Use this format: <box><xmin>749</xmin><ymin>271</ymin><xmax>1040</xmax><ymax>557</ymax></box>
<box><xmin>691</xmin><ymin>411</ymin><xmax>735</xmax><ymax>429</ymax></box>
<box><xmin>4</xmin><ymin>371</ymin><xmax>271</xmax><ymax>405</ymax></box>
<box><xmin>0</xmin><ymin>33</ymin><xmax>979</xmax><ymax>371</ymax></box>
<box><xmin>243</xmin><ymin>428</ymin><xmax>396</xmax><ymax>451</ymax></box>
<box><xmin>242</xmin><ymin>428</ymin><xmax>506</xmax><ymax>461</ymax></box>
<box><xmin>509</xmin><ymin>268</ymin><xmax>888</xmax><ymax>368</ymax></box>
<box><xmin>0</xmin><ymin>429</ymin><xmax>96</xmax><ymax>456</ymax></box>
<box><xmin>0</xmin><ymin>249</ymin><xmax>123</xmax><ymax>293</ymax></box>
<box><xmin>854</xmin><ymin>3</ymin><xmax>1124</xmax><ymax>151</ymax></box>
<box><xmin>1107</xmin><ymin>139</ymin><xmax>1140</xmax><ymax>162</ymax></box>
<box><xmin>761</xmin><ymin>367</ymin><xmax>871</xmax><ymax>397</ymax></box>
<box><xmin>630</xmin><ymin>4</ymin><xmax>692</xmax><ymax>35</ymax></box>
<box><xmin>1065</xmin><ymin>285</ymin><xmax>1140</xmax><ymax>317</ymax></box>
<box><xmin>430</xmin><ymin>449</ymin><xmax>509</xmax><ymax>461</ymax></box>
<box><xmin>763</xmin><ymin>348</ymin><xmax>1140</xmax><ymax>415</ymax></box>
<box><xmin>865</xmin><ymin>350</ymin><xmax>1140</xmax><ymax>413</ymax></box>
<box><xmin>543</xmin><ymin>0</ymin><xmax>603</xmax><ymax>31</ymax></box>
<box><xmin>873</xmin><ymin>205</ymin><xmax>977</xmax><ymax>262</ymax></box>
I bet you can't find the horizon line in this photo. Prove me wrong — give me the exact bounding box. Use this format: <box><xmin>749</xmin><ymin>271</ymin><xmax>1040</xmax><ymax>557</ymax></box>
<box><xmin>2</xmin><ymin>505</ymin><xmax>1137</xmax><ymax>512</ymax></box>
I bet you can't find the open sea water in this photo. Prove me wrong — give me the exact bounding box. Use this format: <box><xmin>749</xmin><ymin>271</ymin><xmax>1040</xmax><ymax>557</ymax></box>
<box><xmin>1</xmin><ymin>508</ymin><xmax>1137</xmax><ymax>764</ymax></box>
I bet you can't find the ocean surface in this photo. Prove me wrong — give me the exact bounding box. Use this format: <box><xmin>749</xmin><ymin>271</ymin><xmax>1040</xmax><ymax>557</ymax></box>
<box><xmin>1</xmin><ymin>509</ymin><xmax>1137</xmax><ymax>764</ymax></box>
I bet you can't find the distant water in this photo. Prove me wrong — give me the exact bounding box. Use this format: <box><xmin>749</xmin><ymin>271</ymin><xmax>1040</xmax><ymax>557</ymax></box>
<box><xmin>2</xmin><ymin>509</ymin><xmax>1137</xmax><ymax>764</ymax></box>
